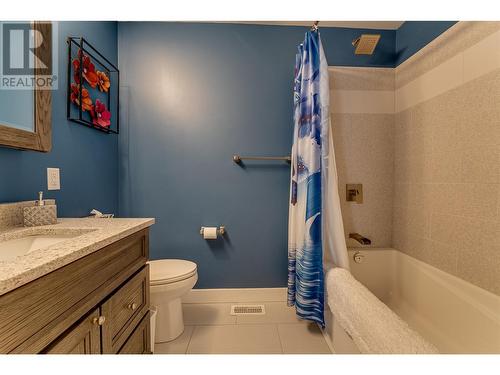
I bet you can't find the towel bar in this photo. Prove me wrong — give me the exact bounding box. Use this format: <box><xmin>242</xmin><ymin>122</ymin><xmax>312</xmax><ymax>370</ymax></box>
<box><xmin>233</xmin><ymin>154</ymin><xmax>291</xmax><ymax>164</ymax></box>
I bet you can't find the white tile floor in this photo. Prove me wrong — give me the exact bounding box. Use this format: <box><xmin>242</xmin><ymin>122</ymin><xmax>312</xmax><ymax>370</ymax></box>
<box><xmin>154</xmin><ymin>302</ymin><xmax>331</xmax><ymax>354</ymax></box>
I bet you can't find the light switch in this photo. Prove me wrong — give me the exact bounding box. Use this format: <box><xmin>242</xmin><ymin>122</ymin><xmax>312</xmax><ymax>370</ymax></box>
<box><xmin>47</xmin><ymin>168</ymin><xmax>60</xmax><ymax>190</ymax></box>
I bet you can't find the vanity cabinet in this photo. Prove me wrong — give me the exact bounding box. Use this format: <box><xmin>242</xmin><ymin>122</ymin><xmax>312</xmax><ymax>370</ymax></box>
<box><xmin>118</xmin><ymin>314</ymin><xmax>151</xmax><ymax>354</ymax></box>
<box><xmin>0</xmin><ymin>228</ymin><xmax>151</xmax><ymax>354</ymax></box>
<box><xmin>101</xmin><ymin>266</ymin><xmax>150</xmax><ymax>353</ymax></box>
<box><xmin>43</xmin><ymin>309</ymin><xmax>102</xmax><ymax>354</ymax></box>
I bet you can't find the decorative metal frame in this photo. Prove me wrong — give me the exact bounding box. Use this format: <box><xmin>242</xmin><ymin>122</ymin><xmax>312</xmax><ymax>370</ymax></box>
<box><xmin>66</xmin><ymin>37</ymin><xmax>119</xmax><ymax>134</ymax></box>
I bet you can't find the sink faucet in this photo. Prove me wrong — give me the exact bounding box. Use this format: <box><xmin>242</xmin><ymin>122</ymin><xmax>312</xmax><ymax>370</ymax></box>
<box><xmin>349</xmin><ymin>233</ymin><xmax>371</xmax><ymax>245</ymax></box>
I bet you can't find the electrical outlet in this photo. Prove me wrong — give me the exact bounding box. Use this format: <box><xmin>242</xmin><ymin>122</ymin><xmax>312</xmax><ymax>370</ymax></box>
<box><xmin>47</xmin><ymin>168</ymin><xmax>60</xmax><ymax>190</ymax></box>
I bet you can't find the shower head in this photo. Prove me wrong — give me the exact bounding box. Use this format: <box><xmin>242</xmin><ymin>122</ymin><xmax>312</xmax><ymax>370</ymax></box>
<box><xmin>352</xmin><ymin>34</ymin><xmax>381</xmax><ymax>55</ymax></box>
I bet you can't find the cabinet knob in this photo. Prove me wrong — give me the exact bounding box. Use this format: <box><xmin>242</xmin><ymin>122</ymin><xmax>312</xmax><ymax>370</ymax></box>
<box><xmin>127</xmin><ymin>302</ymin><xmax>138</xmax><ymax>311</ymax></box>
<box><xmin>92</xmin><ymin>316</ymin><xmax>106</xmax><ymax>326</ymax></box>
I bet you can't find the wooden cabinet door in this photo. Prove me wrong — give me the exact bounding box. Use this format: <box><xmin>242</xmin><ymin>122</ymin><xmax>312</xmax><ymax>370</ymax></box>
<box><xmin>43</xmin><ymin>309</ymin><xmax>101</xmax><ymax>354</ymax></box>
<box><xmin>101</xmin><ymin>266</ymin><xmax>149</xmax><ymax>353</ymax></box>
<box><xmin>118</xmin><ymin>312</ymin><xmax>151</xmax><ymax>354</ymax></box>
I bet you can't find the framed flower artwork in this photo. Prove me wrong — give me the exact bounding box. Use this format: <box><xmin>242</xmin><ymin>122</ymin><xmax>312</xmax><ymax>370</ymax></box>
<box><xmin>67</xmin><ymin>37</ymin><xmax>119</xmax><ymax>134</ymax></box>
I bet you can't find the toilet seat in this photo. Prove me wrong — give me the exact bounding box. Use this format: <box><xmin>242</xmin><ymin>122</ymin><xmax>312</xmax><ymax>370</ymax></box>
<box><xmin>149</xmin><ymin>259</ymin><xmax>197</xmax><ymax>286</ymax></box>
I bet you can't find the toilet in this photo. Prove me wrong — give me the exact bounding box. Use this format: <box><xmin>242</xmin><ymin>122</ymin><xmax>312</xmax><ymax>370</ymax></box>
<box><xmin>149</xmin><ymin>259</ymin><xmax>198</xmax><ymax>342</ymax></box>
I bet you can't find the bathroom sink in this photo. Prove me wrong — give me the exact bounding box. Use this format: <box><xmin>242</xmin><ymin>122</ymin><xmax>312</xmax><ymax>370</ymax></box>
<box><xmin>0</xmin><ymin>234</ymin><xmax>81</xmax><ymax>262</ymax></box>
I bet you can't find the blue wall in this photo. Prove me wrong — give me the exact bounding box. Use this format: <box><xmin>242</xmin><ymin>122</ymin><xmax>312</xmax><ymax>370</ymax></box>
<box><xmin>320</xmin><ymin>26</ymin><xmax>395</xmax><ymax>67</ymax></box>
<box><xmin>118</xmin><ymin>22</ymin><xmax>304</xmax><ymax>288</ymax></box>
<box><xmin>395</xmin><ymin>21</ymin><xmax>457</xmax><ymax>66</ymax></box>
<box><xmin>117</xmin><ymin>22</ymin><xmax>456</xmax><ymax>289</ymax></box>
<box><xmin>0</xmin><ymin>22</ymin><xmax>119</xmax><ymax>217</ymax></box>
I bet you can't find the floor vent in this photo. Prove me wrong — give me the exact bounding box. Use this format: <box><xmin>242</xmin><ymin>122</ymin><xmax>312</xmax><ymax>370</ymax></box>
<box><xmin>230</xmin><ymin>304</ymin><xmax>266</xmax><ymax>315</ymax></box>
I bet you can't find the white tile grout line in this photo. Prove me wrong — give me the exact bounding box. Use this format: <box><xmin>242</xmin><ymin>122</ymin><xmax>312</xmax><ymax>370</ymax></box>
<box><xmin>320</xmin><ymin>325</ymin><xmax>336</xmax><ymax>354</ymax></box>
<box><xmin>184</xmin><ymin>325</ymin><xmax>196</xmax><ymax>354</ymax></box>
<box><xmin>177</xmin><ymin>323</ymin><xmax>331</xmax><ymax>354</ymax></box>
<box><xmin>274</xmin><ymin>323</ymin><xmax>285</xmax><ymax>354</ymax></box>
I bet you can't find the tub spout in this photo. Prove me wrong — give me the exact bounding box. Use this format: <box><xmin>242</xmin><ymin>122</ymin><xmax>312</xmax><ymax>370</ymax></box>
<box><xmin>349</xmin><ymin>233</ymin><xmax>371</xmax><ymax>245</ymax></box>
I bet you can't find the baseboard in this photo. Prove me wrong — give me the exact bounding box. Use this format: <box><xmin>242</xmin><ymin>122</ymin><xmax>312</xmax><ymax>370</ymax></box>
<box><xmin>182</xmin><ymin>287</ymin><xmax>287</xmax><ymax>304</ymax></box>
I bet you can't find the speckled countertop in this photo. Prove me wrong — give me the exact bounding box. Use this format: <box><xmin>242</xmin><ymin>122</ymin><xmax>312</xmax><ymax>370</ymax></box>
<box><xmin>0</xmin><ymin>218</ymin><xmax>154</xmax><ymax>296</ymax></box>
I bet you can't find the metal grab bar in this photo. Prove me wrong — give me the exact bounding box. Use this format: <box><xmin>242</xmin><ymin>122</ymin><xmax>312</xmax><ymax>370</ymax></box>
<box><xmin>233</xmin><ymin>154</ymin><xmax>291</xmax><ymax>164</ymax></box>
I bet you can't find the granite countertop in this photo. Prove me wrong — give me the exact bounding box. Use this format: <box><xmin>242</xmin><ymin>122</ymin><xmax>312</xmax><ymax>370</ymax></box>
<box><xmin>0</xmin><ymin>218</ymin><xmax>155</xmax><ymax>296</ymax></box>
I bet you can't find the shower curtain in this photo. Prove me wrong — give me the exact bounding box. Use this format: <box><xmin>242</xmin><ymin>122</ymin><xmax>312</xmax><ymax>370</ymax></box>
<box><xmin>287</xmin><ymin>30</ymin><xmax>349</xmax><ymax>327</ymax></box>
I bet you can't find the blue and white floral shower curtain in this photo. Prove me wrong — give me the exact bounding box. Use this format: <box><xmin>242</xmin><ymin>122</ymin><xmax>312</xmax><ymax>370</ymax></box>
<box><xmin>287</xmin><ymin>30</ymin><xmax>349</xmax><ymax>327</ymax></box>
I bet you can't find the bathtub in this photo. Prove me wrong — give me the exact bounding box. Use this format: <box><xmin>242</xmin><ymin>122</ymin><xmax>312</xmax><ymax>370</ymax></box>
<box><xmin>324</xmin><ymin>248</ymin><xmax>500</xmax><ymax>354</ymax></box>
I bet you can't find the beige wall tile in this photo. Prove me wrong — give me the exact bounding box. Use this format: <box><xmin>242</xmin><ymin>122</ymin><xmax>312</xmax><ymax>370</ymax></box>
<box><xmin>329</xmin><ymin>66</ymin><xmax>395</xmax><ymax>91</ymax></box>
<box><xmin>394</xmin><ymin>156</ymin><xmax>410</xmax><ymax>184</ymax></box>
<box><xmin>409</xmin><ymin>152</ymin><xmax>433</xmax><ymax>184</ymax></box>
<box><xmin>402</xmin><ymin>234</ymin><xmax>431</xmax><ymax>262</ymax></box>
<box><xmin>429</xmin><ymin>214</ymin><xmax>472</xmax><ymax>248</ymax></box>
<box><xmin>430</xmin><ymin>148</ymin><xmax>462</xmax><ymax>183</ymax></box>
<box><xmin>392</xmin><ymin>24</ymin><xmax>500</xmax><ymax>296</ymax></box>
<box><xmin>394</xmin><ymin>108</ymin><xmax>412</xmax><ymax>135</ymax></box>
<box><xmin>408</xmin><ymin>183</ymin><xmax>432</xmax><ymax>212</ymax></box>
<box><xmin>426</xmin><ymin>240</ymin><xmax>458</xmax><ymax>276</ymax></box>
<box><xmin>331</xmin><ymin>113</ymin><xmax>351</xmax><ymax>178</ymax></box>
<box><xmin>392</xmin><ymin>205</ymin><xmax>409</xmax><ymax>251</ymax></box>
<box><xmin>330</xmin><ymin>69</ymin><xmax>395</xmax><ymax>248</ymax></box>
<box><xmin>461</xmin><ymin>70</ymin><xmax>500</xmax><ymax>148</ymax></box>
<box><xmin>350</xmin><ymin>114</ymin><xmax>394</xmax><ymax>181</ymax></box>
<box><xmin>429</xmin><ymin>183</ymin><xmax>464</xmax><ymax>217</ymax></box>
<box><xmin>432</xmin><ymin>121</ymin><xmax>464</xmax><ymax>153</ymax></box>
<box><xmin>396</xmin><ymin>22</ymin><xmax>500</xmax><ymax>89</ymax></box>
<box><xmin>395</xmin><ymin>54</ymin><xmax>463</xmax><ymax>112</ymax></box>
<box><xmin>393</xmin><ymin>183</ymin><xmax>410</xmax><ymax>209</ymax></box>
<box><xmin>394</xmin><ymin>129</ymin><xmax>410</xmax><ymax>163</ymax></box>
<box><xmin>461</xmin><ymin>145</ymin><xmax>500</xmax><ymax>184</ymax></box>
<box><xmin>331</xmin><ymin>90</ymin><xmax>394</xmax><ymax>114</ymax></box>
<box><xmin>406</xmin><ymin>207</ymin><xmax>431</xmax><ymax>238</ymax></box>
<box><xmin>459</xmin><ymin>183</ymin><xmax>499</xmax><ymax>220</ymax></box>
<box><xmin>463</xmin><ymin>30</ymin><xmax>500</xmax><ymax>83</ymax></box>
<box><xmin>498</xmin><ymin>186</ymin><xmax>500</xmax><ymax>219</ymax></box>
<box><xmin>456</xmin><ymin>219</ymin><xmax>500</xmax><ymax>295</ymax></box>
<box><xmin>429</xmin><ymin>90</ymin><xmax>466</xmax><ymax>153</ymax></box>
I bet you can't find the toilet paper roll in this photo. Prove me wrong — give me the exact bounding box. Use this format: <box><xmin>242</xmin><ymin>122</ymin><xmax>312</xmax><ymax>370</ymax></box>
<box><xmin>203</xmin><ymin>227</ymin><xmax>218</xmax><ymax>240</ymax></box>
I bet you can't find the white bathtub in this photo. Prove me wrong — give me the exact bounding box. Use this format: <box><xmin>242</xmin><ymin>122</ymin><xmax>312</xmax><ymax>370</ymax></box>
<box><xmin>324</xmin><ymin>248</ymin><xmax>500</xmax><ymax>354</ymax></box>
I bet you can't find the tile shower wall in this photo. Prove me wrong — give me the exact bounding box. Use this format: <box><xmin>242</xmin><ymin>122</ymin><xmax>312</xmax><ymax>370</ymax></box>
<box><xmin>330</xmin><ymin>67</ymin><xmax>395</xmax><ymax>248</ymax></box>
<box><xmin>393</xmin><ymin>22</ymin><xmax>500</xmax><ymax>296</ymax></box>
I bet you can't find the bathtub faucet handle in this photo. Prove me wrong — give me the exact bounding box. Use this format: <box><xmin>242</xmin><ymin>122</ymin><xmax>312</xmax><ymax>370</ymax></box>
<box><xmin>353</xmin><ymin>251</ymin><xmax>365</xmax><ymax>264</ymax></box>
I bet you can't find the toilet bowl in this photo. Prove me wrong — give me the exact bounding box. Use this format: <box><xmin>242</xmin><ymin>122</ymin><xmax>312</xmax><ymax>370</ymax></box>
<box><xmin>149</xmin><ymin>259</ymin><xmax>198</xmax><ymax>342</ymax></box>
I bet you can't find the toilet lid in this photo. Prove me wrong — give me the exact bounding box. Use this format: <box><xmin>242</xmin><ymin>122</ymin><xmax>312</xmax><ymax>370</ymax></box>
<box><xmin>149</xmin><ymin>259</ymin><xmax>197</xmax><ymax>285</ymax></box>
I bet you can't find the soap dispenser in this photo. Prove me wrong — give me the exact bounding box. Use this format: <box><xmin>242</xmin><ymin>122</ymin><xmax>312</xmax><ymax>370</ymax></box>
<box><xmin>23</xmin><ymin>191</ymin><xmax>58</xmax><ymax>227</ymax></box>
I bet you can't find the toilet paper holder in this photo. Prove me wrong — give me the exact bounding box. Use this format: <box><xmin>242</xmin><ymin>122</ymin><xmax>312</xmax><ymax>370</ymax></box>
<box><xmin>200</xmin><ymin>226</ymin><xmax>226</xmax><ymax>236</ymax></box>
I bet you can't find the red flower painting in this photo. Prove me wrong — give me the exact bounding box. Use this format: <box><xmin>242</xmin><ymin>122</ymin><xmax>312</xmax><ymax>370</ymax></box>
<box><xmin>96</xmin><ymin>71</ymin><xmax>110</xmax><ymax>92</ymax></box>
<box><xmin>69</xmin><ymin>42</ymin><xmax>115</xmax><ymax>131</ymax></box>
<box><xmin>73</xmin><ymin>51</ymin><xmax>99</xmax><ymax>88</ymax></box>
<box><xmin>70</xmin><ymin>83</ymin><xmax>93</xmax><ymax>112</ymax></box>
<box><xmin>90</xmin><ymin>99</ymin><xmax>111</xmax><ymax>128</ymax></box>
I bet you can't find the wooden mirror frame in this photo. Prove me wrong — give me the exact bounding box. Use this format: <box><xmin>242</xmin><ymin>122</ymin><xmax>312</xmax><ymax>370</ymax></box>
<box><xmin>0</xmin><ymin>21</ymin><xmax>52</xmax><ymax>152</ymax></box>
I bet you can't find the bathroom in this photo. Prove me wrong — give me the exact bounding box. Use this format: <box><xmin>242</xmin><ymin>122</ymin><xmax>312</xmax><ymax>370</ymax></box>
<box><xmin>0</xmin><ymin>0</ymin><xmax>499</xmax><ymax>372</ymax></box>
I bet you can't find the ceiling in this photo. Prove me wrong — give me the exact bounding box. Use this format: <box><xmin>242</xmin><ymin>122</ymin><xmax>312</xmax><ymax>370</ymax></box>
<box><xmin>225</xmin><ymin>21</ymin><xmax>404</xmax><ymax>30</ymax></box>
